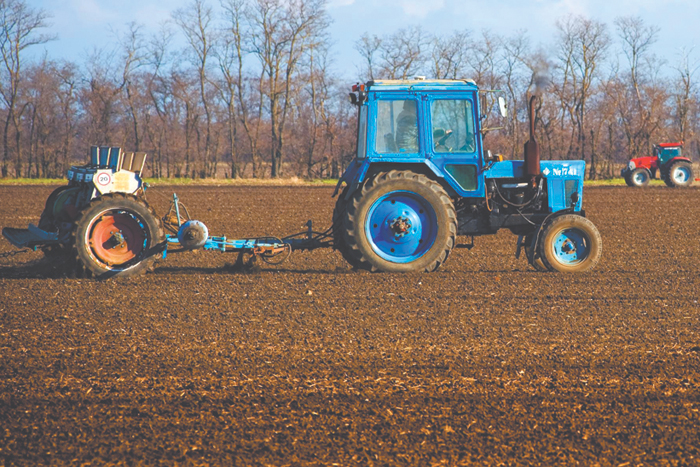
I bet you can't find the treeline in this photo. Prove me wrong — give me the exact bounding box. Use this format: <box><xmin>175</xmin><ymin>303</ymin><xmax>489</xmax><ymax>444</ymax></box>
<box><xmin>0</xmin><ymin>0</ymin><xmax>698</xmax><ymax>179</ymax></box>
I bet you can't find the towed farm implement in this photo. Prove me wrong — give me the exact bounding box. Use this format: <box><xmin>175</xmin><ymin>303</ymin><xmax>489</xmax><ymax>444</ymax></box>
<box><xmin>3</xmin><ymin>80</ymin><xmax>602</xmax><ymax>278</ymax></box>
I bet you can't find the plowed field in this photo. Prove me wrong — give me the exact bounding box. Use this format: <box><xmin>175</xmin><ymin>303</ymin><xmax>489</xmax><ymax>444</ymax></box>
<box><xmin>1</xmin><ymin>185</ymin><xmax>699</xmax><ymax>466</ymax></box>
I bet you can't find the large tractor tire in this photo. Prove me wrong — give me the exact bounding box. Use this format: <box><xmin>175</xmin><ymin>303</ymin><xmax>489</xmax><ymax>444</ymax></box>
<box><xmin>663</xmin><ymin>161</ymin><xmax>694</xmax><ymax>187</ymax></box>
<box><xmin>332</xmin><ymin>185</ymin><xmax>364</xmax><ymax>269</ymax></box>
<box><xmin>539</xmin><ymin>215</ymin><xmax>602</xmax><ymax>273</ymax></box>
<box><xmin>72</xmin><ymin>193</ymin><xmax>164</xmax><ymax>279</ymax></box>
<box><xmin>628</xmin><ymin>168</ymin><xmax>651</xmax><ymax>187</ymax></box>
<box><xmin>341</xmin><ymin>170</ymin><xmax>457</xmax><ymax>272</ymax></box>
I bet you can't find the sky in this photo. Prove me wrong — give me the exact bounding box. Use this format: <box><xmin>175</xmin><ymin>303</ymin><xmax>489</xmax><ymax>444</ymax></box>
<box><xmin>28</xmin><ymin>0</ymin><xmax>700</xmax><ymax>80</ymax></box>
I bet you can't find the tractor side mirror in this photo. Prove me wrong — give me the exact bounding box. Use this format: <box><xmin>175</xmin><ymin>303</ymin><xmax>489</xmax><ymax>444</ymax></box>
<box><xmin>498</xmin><ymin>96</ymin><xmax>507</xmax><ymax>118</ymax></box>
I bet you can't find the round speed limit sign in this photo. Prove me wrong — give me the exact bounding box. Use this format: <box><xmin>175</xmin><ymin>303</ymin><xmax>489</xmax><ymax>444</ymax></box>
<box><xmin>97</xmin><ymin>173</ymin><xmax>111</xmax><ymax>186</ymax></box>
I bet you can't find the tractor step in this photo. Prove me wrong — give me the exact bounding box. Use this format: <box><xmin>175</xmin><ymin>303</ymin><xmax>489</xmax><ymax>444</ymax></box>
<box><xmin>2</xmin><ymin>225</ymin><xmax>59</xmax><ymax>249</ymax></box>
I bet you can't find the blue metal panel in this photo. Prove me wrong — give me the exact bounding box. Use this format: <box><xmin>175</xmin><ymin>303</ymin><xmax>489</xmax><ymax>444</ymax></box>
<box><xmin>484</xmin><ymin>160</ymin><xmax>585</xmax><ymax>212</ymax></box>
<box><xmin>541</xmin><ymin>161</ymin><xmax>585</xmax><ymax>212</ymax></box>
<box><xmin>98</xmin><ymin>147</ymin><xmax>110</xmax><ymax>166</ymax></box>
<box><xmin>484</xmin><ymin>160</ymin><xmax>526</xmax><ymax>179</ymax></box>
<box><xmin>90</xmin><ymin>146</ymin><xmax>99</xmax><ymax>166</ymax></box>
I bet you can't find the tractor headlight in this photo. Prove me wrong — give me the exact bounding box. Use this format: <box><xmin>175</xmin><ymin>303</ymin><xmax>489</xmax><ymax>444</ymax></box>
<box><xmin>628</xmin><ymin>160</ymin><xmax>636</xmax><ymax>170</ymax></box>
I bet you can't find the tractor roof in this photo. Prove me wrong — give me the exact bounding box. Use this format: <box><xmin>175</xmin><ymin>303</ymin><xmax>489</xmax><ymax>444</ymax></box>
<box><xmin>366</xmin><ymin>79</ymin><xmax>478</xmax><ymax>91</ymax></box>
<box><xmin>657</xmin><ymin>142</ymin><xmax>683</xmax><ymax>148</ymax></box>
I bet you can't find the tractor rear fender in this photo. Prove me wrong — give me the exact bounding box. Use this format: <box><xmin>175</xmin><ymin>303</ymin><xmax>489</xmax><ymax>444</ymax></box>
<box><xmin>335</xmin><ymin>159</ymin><xmax>456</xmax><ymax>201</ymax></box>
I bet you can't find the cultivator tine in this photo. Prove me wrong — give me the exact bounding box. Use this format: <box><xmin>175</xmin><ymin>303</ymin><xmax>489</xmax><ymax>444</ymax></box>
<box><xmin>515</xmin><ymin>235</ymin><xmax>524</xmax><ymax>259</ymax></box>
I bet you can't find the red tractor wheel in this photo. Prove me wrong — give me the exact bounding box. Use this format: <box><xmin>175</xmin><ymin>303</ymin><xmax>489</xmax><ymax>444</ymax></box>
<box><xmin>73</xmin><ymin>193</ymin><xmax>164</xmax><ymax>278</ymax></box>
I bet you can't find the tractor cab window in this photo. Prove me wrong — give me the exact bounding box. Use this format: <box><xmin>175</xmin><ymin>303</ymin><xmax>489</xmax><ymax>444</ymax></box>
<box><xmin>430</xmin><ymin>99</ymin><xmax>476</xmax><ymax>153</ymax></box>
<box><xmin>658</xmin><ymin>146</ymin><xmax>681</xmax><ymax>165</ymax></box>
<box><xmin>376</xmin><ymin>100</ymin><xmax>419</xmax><ymax>154</ymax></box>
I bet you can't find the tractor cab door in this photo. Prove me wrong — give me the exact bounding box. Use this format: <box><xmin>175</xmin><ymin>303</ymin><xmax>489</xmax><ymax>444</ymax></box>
<box><xmin>423</xmin><ymin>92</ymin><xmax>485</xmax><ymax>198</ymax></box>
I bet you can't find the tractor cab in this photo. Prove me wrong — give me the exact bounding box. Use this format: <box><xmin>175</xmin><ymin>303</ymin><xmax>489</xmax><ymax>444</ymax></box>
<box><xmin>346</xmin><ymin>79</ymin><xmax>491</xmax><ymax>198</ymax></box>
<box><xmin>655</xmin><ymin>142</ymin><xmax>683</xmax><ymax>166</ymax></box>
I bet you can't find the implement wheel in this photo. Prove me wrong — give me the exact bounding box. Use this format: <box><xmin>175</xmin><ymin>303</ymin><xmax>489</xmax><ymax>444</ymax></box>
<box><xmin>539</xmin><ymin>215</ymin><xmax>602</xmax><ymax>273</ymax></box>
<box><xmin>73</xmin><ymin>193</ymin><xmax>164</xmax><ymax>278</ymax></box>
<box><xmin>342</xmin><ymin>170</ymin><xmax>456</xmax><ymax>272</ymax></box>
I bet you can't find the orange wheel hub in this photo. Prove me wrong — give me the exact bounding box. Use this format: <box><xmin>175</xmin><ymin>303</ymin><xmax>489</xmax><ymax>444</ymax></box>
<box><xmin>88</xmin><ymin>212</ymin><xmax>146</xmax><ymax>266</ymax></box>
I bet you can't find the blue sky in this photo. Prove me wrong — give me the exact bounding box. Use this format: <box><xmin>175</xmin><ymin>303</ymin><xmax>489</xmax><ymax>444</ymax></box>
<box><xmin>29</xmin><ymin>0</ymin><xmax>700</xmax><ymax>79</ymax></box>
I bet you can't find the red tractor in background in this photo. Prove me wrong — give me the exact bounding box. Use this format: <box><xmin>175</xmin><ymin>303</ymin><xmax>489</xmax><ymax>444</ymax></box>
<box><xmin>622</xmin><ymin>142</ymin><xmax>695</xmax><ymax>187</ymax></box>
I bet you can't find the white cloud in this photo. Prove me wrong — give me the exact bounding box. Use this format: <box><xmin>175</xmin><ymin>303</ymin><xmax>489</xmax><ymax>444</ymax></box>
<box><xmin>68</xmin><ymin>0</ymin><xmax>112</xmax><ymax>23</ymax></box>
<box><xmin>397</xmin><ymin>0</ymin><xmax>445</xmax><ymax>18</ymax></box>
<box><xmin>328</xmin><ymin>0</ymin><xmax>357</xmax><ymax>7</ymax></box>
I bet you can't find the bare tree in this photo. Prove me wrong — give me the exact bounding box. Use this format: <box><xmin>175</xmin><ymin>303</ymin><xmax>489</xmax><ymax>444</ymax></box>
<box><xmin>553</xmin><ymin>15</ymin><xmax>608</xmax><ymax>172</ymax></box>
<box><xmin>174</xmin><ymin>0</ymin><xmax>217</xmax><ymax>178</ymax></box>
<box><xmin>672</xmin><ymin>47</ymin><xmax>699</xmax><ymax>143</ymax></box>
<box><xmin>614</xmin><ymin>15</ymin><xmax>662</xmax><ymax>157</ymax></box>
<box><xmin>249</xmin><ymin>0</ymin><xmax>330</xmax><ymax>177</ymax></box>
<box><xmin>500</xmin><ymin>31</ymin><xmax>530</xmax><ymax>158</ymax></box>
<box><xmin>355</xmin><ymin>33</ymin><xmax>381</xmax><ymax>81</ymax></box>
<box><xmin>0</xmin><ymin>0</ymin><xmax>52</xmax><ymax>177</ymax></box>
<box><xmin>467</xmin><ymin>30</ymin><xmax>502</xmax><ymax>90</ymax></box>
<box><xmin>119</xmin><ymin>23</ymin><xmax>146</xmax><ymax>152</ymax></box>
<box><xmin>429</xmin><ymin>30</ymin><xmax>470</xmax><ymax>80</ymax></box>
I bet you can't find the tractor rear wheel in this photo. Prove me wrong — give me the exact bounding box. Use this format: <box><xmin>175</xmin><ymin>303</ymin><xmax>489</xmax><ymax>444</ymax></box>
<box><xmin>341</xmin><ymin>170</ymin><xmax>456</xmax><ymax>272</ymax></box>
<box><xmin>664</xmin><ymin>161</ymin><xmax>693</xmax><ymax>187</ymax></box>
<box><xmin>332</xmin><ymin>185</ymin><xmax>364</xmax><ymax>269</ymax></box>
<box><xmin>72</xmin><ymin>193</ymin><xmax>164</xmax><ymax>278</ymax></box>
<box><xmin>539</xmin><ymin>215</ymin><xmax>602</xmax><ymax>273</ymax></box>
<box><xmin>628</xmin><ymin>168</ymin><xmax>650</xmax><ymax>187</ymax></box>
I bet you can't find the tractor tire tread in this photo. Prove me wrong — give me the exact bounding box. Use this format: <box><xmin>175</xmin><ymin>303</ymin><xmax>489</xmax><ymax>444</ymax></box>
<box><xmin>71</xmin><ymin>193</ymin><xmax>164</xmax><ymax>279</ymax></box>
<box><xmin>341</xmin><ymin>170</ymin><xmax>456</xmax><ymax>272</ymax></box>
<box><xmin>538</xmin><ymin>214</ymin><xmax>602</xmax><ymax>273</ymax></box>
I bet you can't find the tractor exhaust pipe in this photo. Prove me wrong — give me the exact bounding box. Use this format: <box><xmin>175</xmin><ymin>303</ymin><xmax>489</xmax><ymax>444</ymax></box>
<box><xmin>524</xmin><ymin>95</ymin><xmax>540</xmax><ymax>183</ymax></box>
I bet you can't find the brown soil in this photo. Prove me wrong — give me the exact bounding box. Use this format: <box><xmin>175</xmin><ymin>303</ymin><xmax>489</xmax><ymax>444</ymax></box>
<box><xmin>1</xmin><ymin>185</ymin><xmax>699</xmax><ymax>466</ymax></box>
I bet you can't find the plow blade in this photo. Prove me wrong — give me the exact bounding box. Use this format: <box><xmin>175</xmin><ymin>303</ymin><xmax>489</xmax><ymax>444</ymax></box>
<box><xmin>2</xmin><ymin>225</ymin><xmax>59</xmax><ymax>249</ymax></box>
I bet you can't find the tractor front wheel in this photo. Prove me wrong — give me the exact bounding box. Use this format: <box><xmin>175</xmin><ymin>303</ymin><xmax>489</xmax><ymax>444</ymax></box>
<box><xmin>341</xmin><ymin>170</ymin><xmax>456</xmax><ymax>272</ymax></box>
<box><xmin>539</xmin><ymin>215</ymin><xmax>602</xmax><ymax>273</ymax></box>
<box><xmin>73</xmin><ymin>193</ymin><xmax>164</xmax><ymax>278</ymax></box>
<box><xmin>664</xmin><ymin>161</ymin><xmax>694</xmax><ymax>187</ymax></box>
<box><xmin>628</xmin><ymin>168</ymin><xmax>650</xmax><ymax>187</ymax></box>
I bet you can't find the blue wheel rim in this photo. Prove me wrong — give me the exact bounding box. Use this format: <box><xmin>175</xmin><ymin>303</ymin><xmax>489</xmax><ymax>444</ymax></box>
<box><xmin>551</xmin><ymin>228</ymin><xmax>590</xmax><ymax>265</ymax></box>
<box><xmin>633</xmin><ymin>171</ymin><xmax>647</xmax><ymax>184</ymax></box>
<box><xmin>365</xmin><ymin>190</ymin><xmax>437</xmax><ymax>263</ymax></box>
<box><xmin>674</xmin><ymin>166</ymin><xmax>690</xmax><ymax>183</ymax></box>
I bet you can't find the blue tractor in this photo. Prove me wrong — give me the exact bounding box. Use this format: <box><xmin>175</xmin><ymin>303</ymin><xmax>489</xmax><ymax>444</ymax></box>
<box><xmin>332</xmin><ymin>79</ymin><xmax>602</xmax><ymax>273</ymax></box>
